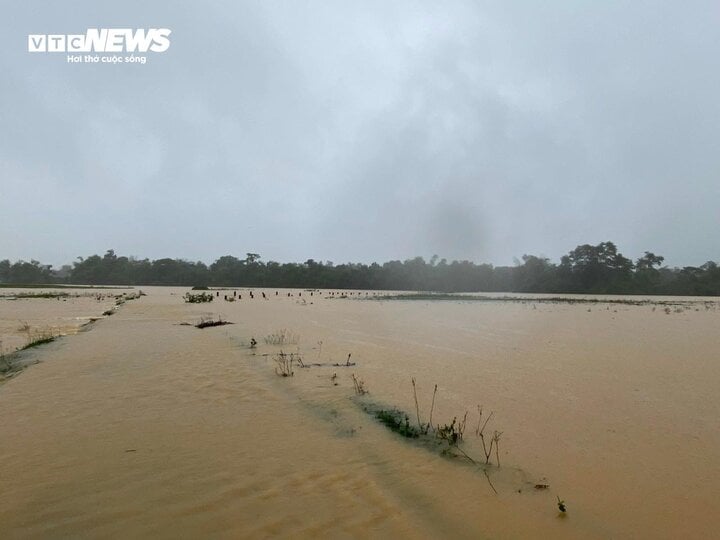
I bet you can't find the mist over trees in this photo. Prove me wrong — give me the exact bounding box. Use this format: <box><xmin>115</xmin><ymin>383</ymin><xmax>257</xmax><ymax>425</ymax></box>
<box><xmin>1</xmin><ymin>242</ymin><xmax>719</xmax><ymax>296</ymax></box>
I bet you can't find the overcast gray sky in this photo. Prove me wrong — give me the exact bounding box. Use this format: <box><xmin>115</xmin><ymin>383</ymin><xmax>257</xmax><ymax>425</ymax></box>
<box><xmin>1</xmin><ymin>1</ymin><xmax>719</xmax><ymax>268</ymax></box>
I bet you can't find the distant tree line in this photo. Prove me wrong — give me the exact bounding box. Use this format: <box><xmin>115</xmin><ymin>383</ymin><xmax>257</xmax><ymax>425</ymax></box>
<box><xmin>1</xmin><ymin>242</ymin><xmax>719</xmax><ymax>296</ymax></box>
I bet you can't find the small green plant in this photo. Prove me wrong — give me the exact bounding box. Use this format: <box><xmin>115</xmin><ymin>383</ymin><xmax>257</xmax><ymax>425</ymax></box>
<box><xmin>437</xmin><ymin>411</ymin><xmax>468</xmax><ymax>445</ymax></box>
<box><xmin>437</xmin><ymin>417</ymin><xmax>461</xmax><ymax>445</ymax></box>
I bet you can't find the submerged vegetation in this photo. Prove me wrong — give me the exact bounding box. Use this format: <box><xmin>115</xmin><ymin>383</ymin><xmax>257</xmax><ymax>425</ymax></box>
<box><xmin>254</xmin><ymin>336</ymin><xmax>505</xmax><ymax>481</ymax></box>
<box><xmin>348</xmin><ymin>375</ymin><xmax>505</xmax><ymax>469</ymax></box>
<box><xmin>1</xmin><ymin>327</ymin><xmax>57</xmax><ymax>380</ymax></box>
<box><xmin>1</xmin><ymin>292</ymin><xmax>141</xmax><ymax>382</ymax></box>
<box><xmin>3</xmin><ymin>242</ymin><xmax>720</xmax><ymax>295</ymax></box>
<box><xmin>244</xmin><ymin>326</ymin><xmax>561</xmax><ymax>501</ymax></box>
<box><xmin>16</xmin><ymin>323</ymin><xmax>56</xmax><ymax>351</ymax></box>
<box><xmin>22</xmin><ymin>331</ymin><xmax>55</xmax><ymax>350</ymax></box>
<box><xmin>194</xmin><ymin>316</ymin><xmax>233</xmax><ymax>329</ymax></box>
<box><xmin>255</xmin><ymin>337</ymin><xmax>505</xmax><ymax>479</ymax></box>
<box><xmin>374</xmin><ymin>408</ymin><xmax>418</xmax><ymax>438</ymax></box>
<box><xmin>351</xmin><ymin>379</ymin><xmax>508</xmax><ymax>495</ymax></box>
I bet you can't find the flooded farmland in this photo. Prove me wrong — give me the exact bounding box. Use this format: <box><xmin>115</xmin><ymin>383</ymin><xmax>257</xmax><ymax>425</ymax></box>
<box><xmin>1</xmin><ymin>287</ymin><xmax>719</xmax><ymax>538</ymax></box>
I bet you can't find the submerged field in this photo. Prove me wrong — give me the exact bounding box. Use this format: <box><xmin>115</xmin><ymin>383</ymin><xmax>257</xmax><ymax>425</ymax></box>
<box><xmin>0</xmin><ymin>287</ymin><xmax>719</xmax><ymax>538</ymax></box>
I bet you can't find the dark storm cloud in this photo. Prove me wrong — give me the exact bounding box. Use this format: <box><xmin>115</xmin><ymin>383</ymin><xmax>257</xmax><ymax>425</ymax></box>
<box><xmin>1</xmin><ymin>1</ymin><xmax>718</xmax><ymax>267</ymax></box>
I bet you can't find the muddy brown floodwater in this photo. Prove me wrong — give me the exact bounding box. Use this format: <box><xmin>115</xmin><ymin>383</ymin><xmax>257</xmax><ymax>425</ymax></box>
<box><xmin>1</xmin><ymin>287</ymin><xmax>719</xmax><ymax>538</ymax></box>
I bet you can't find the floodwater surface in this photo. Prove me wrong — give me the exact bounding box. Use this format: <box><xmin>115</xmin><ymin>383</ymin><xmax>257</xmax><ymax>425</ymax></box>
<box><xmin>0</xmin><ymin>287</ymin><xmax>718</xmax><ymax>538</ymax></box>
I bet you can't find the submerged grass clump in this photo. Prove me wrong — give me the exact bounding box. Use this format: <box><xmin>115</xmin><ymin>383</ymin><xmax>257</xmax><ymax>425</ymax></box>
<box><xmin>356</xmin><ymin>381</ymin><xmax>505</xmax><ymax>495</ymax></box>
<box><xmin>374</xmin><ymin>409</ymin><xmax>419</xmax><ymax>438</ymax></box>
<box><xmin>360</xmin><ymin>379</ymin><xmax>505</xmax><ymax>468</ymax></box>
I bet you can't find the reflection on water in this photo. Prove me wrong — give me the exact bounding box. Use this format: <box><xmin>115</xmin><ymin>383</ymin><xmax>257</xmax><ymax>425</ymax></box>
<box><xmin>1</xmin><ymin>287</ymin><xmax>719</xmax><ymax>538</ymax></box>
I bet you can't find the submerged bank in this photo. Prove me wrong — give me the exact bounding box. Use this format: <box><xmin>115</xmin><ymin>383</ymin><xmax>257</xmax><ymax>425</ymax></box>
<box><xmin>1</xmin><ymin>287</ymin><xmax>718</xmax><ymax>538</ymax></box>
<box><xmin>0</xmin><ymin>289</ymin><xmax>142</xmax><ymax>382</ymax></box>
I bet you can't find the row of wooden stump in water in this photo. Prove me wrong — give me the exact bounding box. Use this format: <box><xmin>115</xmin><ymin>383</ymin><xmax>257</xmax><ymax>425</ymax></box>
<box><xmin>218</xmin><ymin>290</ymin><xmax>380</xmax><ymax>301</ymax></box>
